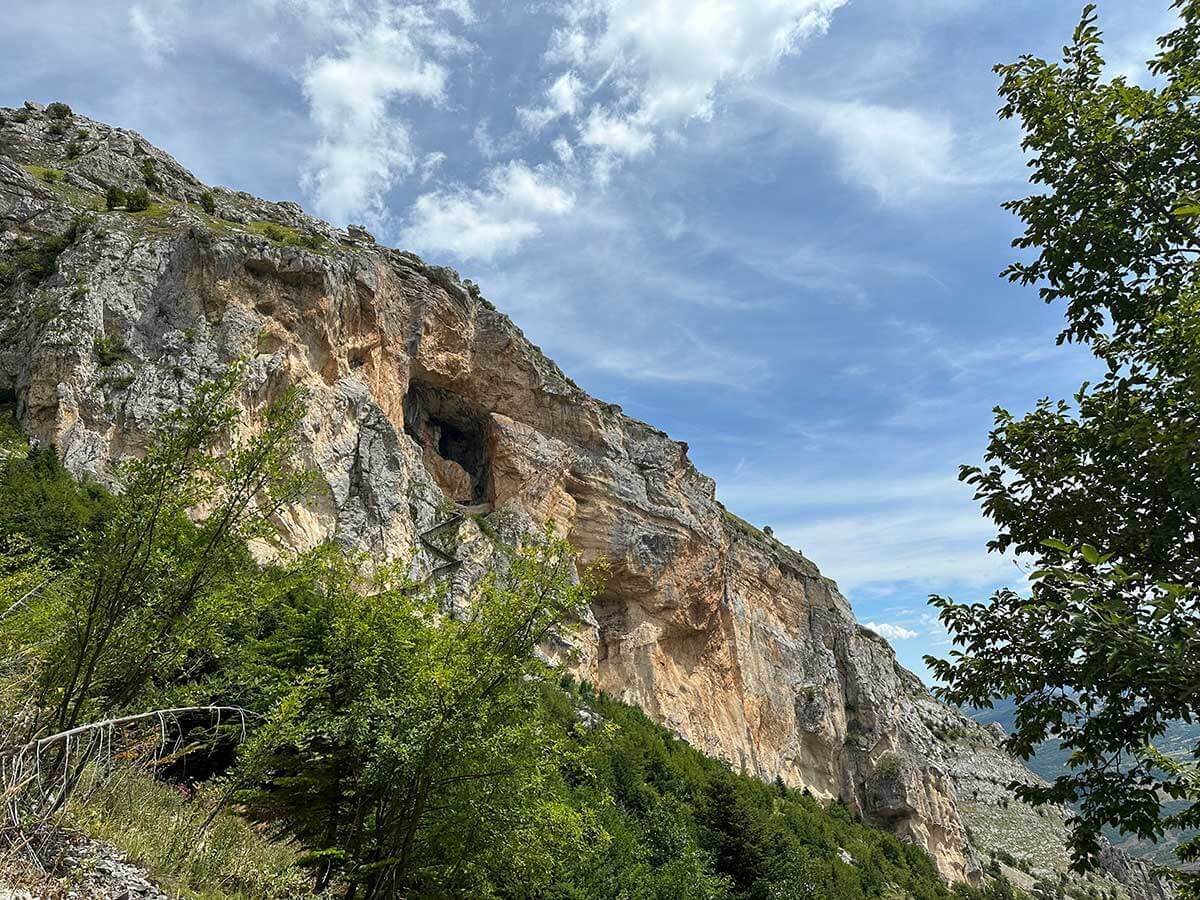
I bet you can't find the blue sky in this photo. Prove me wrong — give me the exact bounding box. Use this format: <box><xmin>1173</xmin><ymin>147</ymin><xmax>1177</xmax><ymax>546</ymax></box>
<box><xmin>1</xmin><ymin>0</ymin><xmax>1180</xmax><ymax>677</ymax></box>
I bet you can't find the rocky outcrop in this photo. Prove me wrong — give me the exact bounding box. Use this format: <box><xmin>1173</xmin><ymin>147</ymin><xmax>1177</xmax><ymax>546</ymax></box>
<box><xmin>0</xmin><ymin>101</ymin><xmax>1170</xmax><ymax>896</ymax></box>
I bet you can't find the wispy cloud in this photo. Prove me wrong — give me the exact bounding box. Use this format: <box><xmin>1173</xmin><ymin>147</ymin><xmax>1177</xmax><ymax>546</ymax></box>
<box><xmin>403</xmin><ymin>0</ymin><xmax>850</xmax><ymax>260</ymax></box>
<box><xmin>300</xmin><ymin>7</ymin><xmax>465</xmax><ymax>226</ymax></box>
<box><xmin>128</xmin><ymin>4</ymin><xmax>174</xmax><ymax>67</ymax></box>
<box><xmin>864</xmin><ymin>622</ymin><xmax>918</xmax><ymax>640</ymax></box>
<box><xmin>401</xmin><ymin>161</ymin><xmax>575</xmax><ymax>261</ymax></box>
<box><xmin>744</xmin><ymin>89</ymin><xmax>1010</xmax><ymax>205</ymax></box>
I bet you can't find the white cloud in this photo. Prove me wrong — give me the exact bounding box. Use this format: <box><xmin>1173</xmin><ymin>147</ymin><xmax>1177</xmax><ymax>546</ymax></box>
<box><xmin>580</xmin><ymin>107</ymin><xmax>657</xmax><ymax>158</ymax></box>
<box><xmin>558</xmin><ymin>0</ymin><xmax>845</xmax><ymax>125</ymax></box>
<box><xmin>743</xmin><ymin>87</ymin><xmax>1024</xmax><ymax>205</ymax></box>
<box><xmin>580</xmin><ymin>107</ymin><xmax>656</xmax><ymax>158</ymax></box>
<box><xmin>552</xmin><ymin>137</ymin><xmax>576</xmax><ymax>164</ymax></box>
<box><xmin>538</xmin><ymin>0</ymin><xmax>846</xmax><ymax>181</ymax></box>
<box><xmin>518</xmin><ymin>71</ymin><xmax>585</xmax><ymax>132</ymax></box>
<box><xmin>863</xmin><ymin>622</ymin><xmax>918</xmax><ymax>641</ymax></box>
<box><xmin>779</xmin><ymin>508</ymin><xmax>1013</xmax><ymax>591</ymax></box>
<box><xmin>128</xmin><ymin>4</ymin><xmax>173</xmax><ymax>66</ymax></box>
<box><xmin>419</xmin><ymin>151</ymin><xmax>447</xmax><ymax>183</ymax></box>
<box><xmin>300</xmin><ymin>8</ymin><xmax>464</xmax><ymax>225</ymax></box>
<box><xmin>809</xmin><ymin>100</ymin><xmax>958</xmax><ymax>204</ymax></box>
<box><xmin>473</xmin><ymin>121</ymin><xmax>498</xmax><ymax>159</ymax></box>
<box><xmin>437</xmin><ymin>0</ymin><xmax>475</xmax><ymax>24</ymax></box>
<box><xmin>402</xmin><ymin>161</ymin><xmax>575</xmax><ymax>261</ymax></box>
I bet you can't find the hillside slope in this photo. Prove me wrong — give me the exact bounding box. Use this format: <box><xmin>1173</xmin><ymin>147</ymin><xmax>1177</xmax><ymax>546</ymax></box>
<box><xmin>0</xmin><ymin>99</ymin><xmax>1170</xmax><ymax>898</ymax></box>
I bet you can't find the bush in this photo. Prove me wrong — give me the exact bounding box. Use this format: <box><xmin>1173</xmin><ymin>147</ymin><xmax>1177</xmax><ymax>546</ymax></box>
<box><xmin>199</xmin><ymin>191</ymin><xmax>217</xmax><ymax>215</ymax></box>
<box><xmin>141</xmin><ymin>158</ymin><xmax>162</xmax><ymax>191</ymax></box>
<box><xmin>105</xmin><ymin>185</ymin><xmax>126</xmax><ymax>210</ymax></box>
<box><xmin>125</xmin><ymin>187</ymin><xmax>151</xmax><ymax>212</ymax></box>
<box><xmin>0</xmin><ymin>445</ymin><xmax>111</xmax><ymax>555</ymax></box>
<box><xmin>46</xmin><ymin>101</ymin><xmax>72</xmax><ymax>119</ymax></box>
<box><xmin>257</xmin><ymin>222</ymin><xmax>324</xmax><ymax>251</ymax></box>
<box><xmin>12</xmin><ymin>108</ymin><xmax>31</xmax><ymax>124</ymax></box>
<box><xmin>66</xmin><ymin>140</ymin><xmax>82</xmax><ymax>159</ymax></box>
<box><xmin>93</xmin><ymin>334</ymin><xmax>128</xmax><ymax>367</ymax></box>
<box><xmin>0</xmin><ymin>218</ymin><xmax>83</xmax><ymax>289</ymax></box>
<box><xmin>47</xmin><ymin>120</ymin><xmax>67</xmax><ymax>137</ymax></box>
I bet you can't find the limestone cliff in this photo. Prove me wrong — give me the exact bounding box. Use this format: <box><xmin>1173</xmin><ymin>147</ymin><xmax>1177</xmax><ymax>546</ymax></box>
<box><xmin>0</xmin><ymin>101</ymin><xmax>1170</xmax><ymax>898</ymax></box>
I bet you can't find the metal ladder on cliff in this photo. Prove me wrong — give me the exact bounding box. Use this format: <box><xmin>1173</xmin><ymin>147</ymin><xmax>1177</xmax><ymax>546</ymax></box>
<box><xmin>419</xmin><ymin>513</ymin><xmax>465</xmax><ymax>582</ymax></box>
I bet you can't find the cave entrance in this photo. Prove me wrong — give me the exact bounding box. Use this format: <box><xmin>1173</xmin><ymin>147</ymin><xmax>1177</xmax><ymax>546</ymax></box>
<box><xmin>404</xmin><ymin>381</ymin><xmax>490</xmax><ymax>504</ymax></box>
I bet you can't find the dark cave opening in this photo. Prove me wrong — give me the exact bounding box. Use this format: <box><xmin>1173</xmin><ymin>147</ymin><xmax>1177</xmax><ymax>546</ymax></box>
<box><xmin>404</xmin><ymin>381</ymin><xmax>490</xmax><ymax>504</ymax></box>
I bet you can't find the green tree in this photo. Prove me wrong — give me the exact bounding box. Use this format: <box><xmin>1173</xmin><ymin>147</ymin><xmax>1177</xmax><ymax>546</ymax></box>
<box><xmin>125</xmin><ymin>187</ymin><xmax>151</xmax><ymax>212</ymax></box>
<box><xmin>105</xmin><ymin>185</ymin><xmax>126</xmax><ymax>210</ymax></box>
<box><xmin>927</xmin><ymin>1</ymin><xmax>1200</xmax><ymax>888</ymax></box>
<box><xmin>1</xmin><ymin>367</ymin><xmax>308</xmax><ymax>752</ymax></box>
<box><xmin>238</xmin><ymin>528</ymin><xmax>603</xmax><ymax>898</ymax></box>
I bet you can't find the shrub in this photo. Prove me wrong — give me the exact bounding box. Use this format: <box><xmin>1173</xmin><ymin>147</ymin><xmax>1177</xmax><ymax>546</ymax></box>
<box><xmin>0</xmin><ymin>218</ymin><xmax>83</xmax><ymax>289</ymax></box>
<box><xmin>255</xmin><ymin>222</ymin><xmax>324</xmax><ymax>251</ymax></box>
<box><xmin>11</xmin><ymin>108</ymin><xmax>31</xmax><ymax>124</ymax></box>
<box><xmin>199</xmin><ymin>191</ymin><xmax>217</xmax><ymax>215</ymax></box>
<box><xmin>125</xmin><ymin>187</ymin><xmax>151</xmax><ymax>212</ymax></box>
<box><xmin>46</xmin><ymin>101</ymin><xmax>72</xmax><ymax>119</ymax></box>
<box><xmin>66</xmin><ymin>140</ymin><xmax>82</xmax><ymax>159</ymax></box>
<box><xmin>39</xmin><ymin>169</ymin><xmax>60</xmax><ymax>184</ymax></box>
<box><xmin>93</xmin><ymin>334</ymin><xmax>128</xmax><ymax>367</ymax></box>
<box><xmin>47</xmin><ymin>121</ymin><xmax>67</xmax><ymax>136</ymax></box>
<box><xmin>141</xmin><ymin>158</ymin><xmax>162</xmax><ymax>191</ymax></box>
<box><xmin>105</xmin><ymin>185</ymin><xmax>127</xmax><ymax>211</ymax></box>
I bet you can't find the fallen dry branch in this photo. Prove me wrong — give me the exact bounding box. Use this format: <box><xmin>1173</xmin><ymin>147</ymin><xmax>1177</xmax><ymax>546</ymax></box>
<box><xmin>0</xmin><ymin>704</ymin><xmax>254</xmax><ymax>854</ymax></box>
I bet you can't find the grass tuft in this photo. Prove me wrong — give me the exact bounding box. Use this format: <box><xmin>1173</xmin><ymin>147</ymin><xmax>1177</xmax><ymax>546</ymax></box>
<box><xmin>67</xmin><ymin>767</ymin><xmax>316</xmax><ymax>899</ymax></box>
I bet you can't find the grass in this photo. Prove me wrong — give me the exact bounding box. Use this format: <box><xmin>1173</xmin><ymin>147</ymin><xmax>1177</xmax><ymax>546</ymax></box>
<box><xmin>21</xmin><ymin>164</ymin><xmax>105</xmax><ymax>211</ymax></box>
<box><xmin>246</xmin><ymin>221</ymin><xmax>325</xmax><ymax>251</ymax></box>
<box><xmin>23</xmin><ymin>164</ymin><xmax>66</xmax><ymax>185</ymax></box>
<box><xmin>126</xmin><ymin>200</ymin><xmax>171</xmax><ymax>220</ymax></box>
<box><xmin>66</xmin><ymin>767</ymin><xmax>315</xmax><ymax>899</ymax></box>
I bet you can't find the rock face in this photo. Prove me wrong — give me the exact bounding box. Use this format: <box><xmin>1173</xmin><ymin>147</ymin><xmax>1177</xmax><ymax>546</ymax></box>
<box><xmin>0</xmin><ymin>102</ymin><xmax>1171</xmax><ymax>897</ymax></box>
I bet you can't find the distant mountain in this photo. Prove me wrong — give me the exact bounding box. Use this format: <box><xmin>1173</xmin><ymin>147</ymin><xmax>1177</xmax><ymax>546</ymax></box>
<box><xmin>970</xmin><ymin>698</ymin><xmax>1200</xmax><ymax>869</ymax></box>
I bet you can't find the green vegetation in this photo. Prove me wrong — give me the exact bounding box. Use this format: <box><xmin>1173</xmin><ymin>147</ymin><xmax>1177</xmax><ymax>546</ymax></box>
<box><xmin>125</xmin><ymin>186</ymin><xmax>152</xmax><ymax>212</ymax></box>
<box><xmin>0</xmin><ymin>217</ymin><xmax>84</xmax><ymax>292</ymax></box>
<box><xmin>248</xmin><ymin>220</ymin><xmax>325</xmax><ymax>251</ymax></box>
<box><xmin>142</xmin><ymin>157</ymin><xmax>162</xmax><ymax>191</ymax></box>
<box><xmin>0</xmin><ymin>371</ymin><xmax>1032</xmax><ymax>897</ymax></box>
<box><xmin>46</xmin><ymin>101</ymin><xmax>72</xmax><ymax>119</ymax></box>
<box><xmin>200</xmin><ymin>190</ymin><xmax>217</xmax><ymax>215</ymax></box>
<box><xmin>93</xmin><ymin>334</ymin><xmax>129</xmax><ymax>367</ymax></box>
<box><xmin>66</xmin><ymin>767</ymin><xmax>312</xmax><ymax>899</ymax></box>
<box><xmin>926</xmin><ymin>3</ymin><xmax>1200</xmax><ymax>893</ymax></box>
<box><xmin>24</xmin><ymin>164</ymin><xmax>65</xmax><ymax>184</ymax></box>
<box><xmin>106</xmin><ymin>185</ymin><xmax>126</xmax><ymax>210</ymax></box>
<box><xmin>11</xmin><ymin>107</ymin><xmax>31</xmax><ymax>124</ymax></box>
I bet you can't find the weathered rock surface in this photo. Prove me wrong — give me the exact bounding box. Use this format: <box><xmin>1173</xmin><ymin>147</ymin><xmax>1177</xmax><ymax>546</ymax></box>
<box><xmin>0</xmin><ymin>101</ymin><xmax>1172</xmax><ymax>897</ymax></box>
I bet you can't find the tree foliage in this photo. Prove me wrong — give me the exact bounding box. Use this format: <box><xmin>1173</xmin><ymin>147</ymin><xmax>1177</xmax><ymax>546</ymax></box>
<box><xmin>928</xmin><ymin>1</ymin><xmax>1200</xmax><ymax>888</ymax></box>
<box><xmin>235</xmin><ymin>532</ymin><xmax>603</xmax><ymax>897</ymax></box>
<box><xmin>0</xmin><ymin>367</ymin><xmax>309</xmax><ymax>826</ymax></box>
